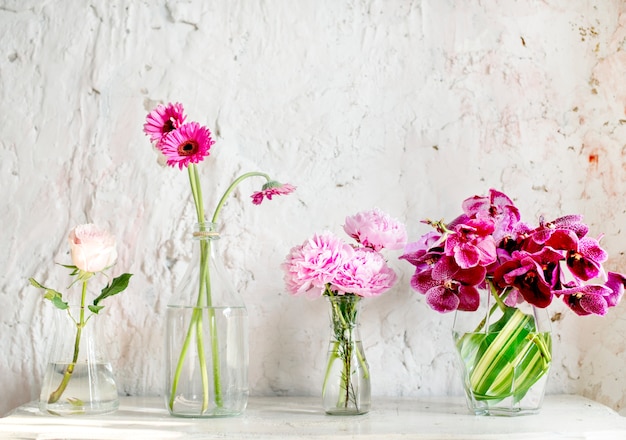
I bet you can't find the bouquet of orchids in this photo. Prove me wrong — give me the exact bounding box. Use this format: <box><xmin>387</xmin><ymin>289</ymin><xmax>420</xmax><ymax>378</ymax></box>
<box><xmin>143</xmin><ymin>102</ymin><xmax>295</xmax><ymax>414</ymax></box>
<box><xmin>30</xmin><ymin>224</ymin><xmax>132</xmax><ymax>406</ymax></box>
<box><xmin>400</xmin><ymin>189</ymin><xmax>626</xmax><ymax>407</ymax></box>
<box><xmin>282</xmin><ymin>208</ymin><xmax>406</xmax><ymax>413</ymax></box>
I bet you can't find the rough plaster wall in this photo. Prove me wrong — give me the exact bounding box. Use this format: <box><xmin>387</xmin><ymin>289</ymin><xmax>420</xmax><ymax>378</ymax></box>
<box><xmin>1</xmin><ymin>0</ymin><xmax>626</xmax><ymax>417</ymax></box>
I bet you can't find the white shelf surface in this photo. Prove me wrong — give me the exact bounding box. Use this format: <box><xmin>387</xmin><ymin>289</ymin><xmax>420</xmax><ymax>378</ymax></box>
<box><xmin>1</xmin><ymin>395</ymin><xmax>626</xmax><ymax>439</ymax></box>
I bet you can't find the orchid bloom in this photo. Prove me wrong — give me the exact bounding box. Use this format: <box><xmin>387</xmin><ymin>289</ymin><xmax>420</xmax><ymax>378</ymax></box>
<box><xmin>411</xmin><ymin>256</ymin><xmax>485</xmax><ymax>313</ymax></box>
<box><xmin>493</xmin><ymin>248</ymin><xmax>563</xmax><ymax>309</ymax></box>
<box><xmin>444</xmin><ymin>218</ymin><xmax>497</xmax><ymax>269</ymax></box>
<box><xmin>461</xmin><ymin>189</ymin><xmax>521</xmax><ymax>242</ymax></box>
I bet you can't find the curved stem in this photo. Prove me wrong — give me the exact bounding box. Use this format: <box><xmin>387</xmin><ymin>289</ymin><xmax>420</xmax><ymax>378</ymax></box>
<box><xmin>48</xmin><ymin>281</ymin><xmax>88</xmax><ymax>404</ymax></box>
<box><xmin>171</xmin><ymin>169</ymin><xmax>270</xmax><ymax>413</ymax></box>
<box><xmin>211</xmin><ymin>172</ymin><xmax>270</xmax><ymax>224</ymax></box>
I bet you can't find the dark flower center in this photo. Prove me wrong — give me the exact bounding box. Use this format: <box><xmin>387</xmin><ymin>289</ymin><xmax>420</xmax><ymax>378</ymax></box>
<box><xmin>163</xmin><ymin>118</ymin><xmax>176</xmax><ymax>133</ymax></box>
<box><xmin>178</xmin><ymin>140</ymin><xmax>198</xmax><ymax>156</ymax></box>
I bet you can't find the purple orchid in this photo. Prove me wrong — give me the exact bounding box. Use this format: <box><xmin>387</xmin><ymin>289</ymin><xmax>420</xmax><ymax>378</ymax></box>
<box><xmin>400</xmin><ymin>188</ymin><xmax>625</xmax><ymax>318</ymax></box>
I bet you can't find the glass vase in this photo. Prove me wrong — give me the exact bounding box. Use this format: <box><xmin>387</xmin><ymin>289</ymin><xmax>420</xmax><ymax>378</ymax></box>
<box><xmin>322</xmin><ymin>295</ymin><xmax>370</xmax><ymax>415</ymax></box>
<box><xmin>452</xmin><ymin>290</ymin><xmax>552</xmax><ymax>416</ymax></box>
<box><xmin>165</xmin><ymin>222</ymin><xmax>248</xmax><ymax>417</ymax></box>
<box><xmin>39</xmin><ymin>306</ymin><xmax>119</xmax><ymax>416</ymax></box>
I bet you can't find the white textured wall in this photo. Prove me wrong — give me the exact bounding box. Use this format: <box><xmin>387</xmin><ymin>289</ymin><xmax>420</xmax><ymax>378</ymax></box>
<box><xmin>2</xmin><ymin>0</ymin><xmax>626</xmax><ymax>417</ymax></box>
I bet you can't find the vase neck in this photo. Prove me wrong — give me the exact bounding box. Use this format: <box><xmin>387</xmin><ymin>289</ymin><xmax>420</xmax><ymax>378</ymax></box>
<box><xmin>327</xmin><ymin>294</ymin><xmax>362</xmax><ymax>331</ymax></box>
<box><xmin>192</xmin><ymin>222</ymin><xmax>220</xmax><ymax>241</ymax></box>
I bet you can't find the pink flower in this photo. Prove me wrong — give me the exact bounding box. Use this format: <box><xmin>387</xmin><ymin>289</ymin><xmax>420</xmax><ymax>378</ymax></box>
<box><xmin>444</xmin><ymin>219</ymin><xmax>497</xmax><ymax>269</ymax></box>
<box><xmin>411</xmin><ymin>256</ymin><xmax>485</xmax><ymax>313</ymax></box>
<box><xmin>331</xmin><ymin>248</ymin><xmax>398</xmax><ymax>297</ymax></box>
<box><xmin>282</xmin><ymin>232</ymin><xmax>353</xmax><ymax>298</ymax></box>
<box><xmin>143</xmin><ymin>102</ymin><xmax>186</xmax><ymax>143</ymax></box>
<box><xmin>69</xmin><ymin>224</ymin><xmax>117</xmax><ymax>273</ymax></box>
<box><xmin>343</xmin><ymin>208</ymin><xmax>407</xmax><ymax>251</ymax></box>
<box><xmin>157</xmin><ymin>122</ymin><xmax>214</xmax><ymax>169</ymax></box>
<box><xmin>251</xmin><ymin>182</ymin><xmax>296</xmax><ymax>205</ymax></box>
<box><xmin>460</xmin><ymin>188</ymin><xmax>520</xmax><ymax>243</ymax></box>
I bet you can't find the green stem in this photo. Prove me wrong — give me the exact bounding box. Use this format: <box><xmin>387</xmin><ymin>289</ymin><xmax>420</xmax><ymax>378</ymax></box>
<box><xmin>455</xmin><ymin>281</ymin><xmax>552</xmax><ymax>404</ymax></box>
<box><xmin>48</xmin><ymin>281</ymin><xmax>88</xmax><ymax>404</ymax></box>
<box><xmin>170</xmin><ymin>169</ymin><xmax>272</xmax><ymax>413</ymax></box>
<box><xmin>323</xmin><ymin>293</ymin><xmax>369</xmax><ymax>410</ymax></box>
<box><xmin>211</xmin><ymin>171</ymin><xmax>271</xmax><ymax>224</ymax></box>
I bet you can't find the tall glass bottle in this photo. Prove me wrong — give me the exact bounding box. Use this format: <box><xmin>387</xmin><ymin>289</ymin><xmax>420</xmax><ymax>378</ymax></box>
<box><xmin>165</xmin><ymin>222</ymin><xmax>249</xmax><ymax>417</ymax></box>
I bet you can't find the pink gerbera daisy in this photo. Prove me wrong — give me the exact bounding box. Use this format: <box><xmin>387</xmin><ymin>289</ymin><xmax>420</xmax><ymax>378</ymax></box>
<box><xmin>157</xmin><ymin>122</ymin><xmax>214</xmax><ymax>169</ymax></box>
<box><xmin>143</xmin><ymin>102</ymin><xmax>186</xmax><ymax>143</ymax></box>
<box><xmin>251</xmin><ymin>182</ymin><xmax>297</xmax><ymax>205</ymax></box>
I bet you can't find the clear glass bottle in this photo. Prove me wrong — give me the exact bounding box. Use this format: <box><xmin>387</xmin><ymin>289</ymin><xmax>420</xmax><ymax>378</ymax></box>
<box><xmin>165</xmin><ymin>222</ymin><xmax>249</xmax><ymax>417</ymax></box>
<box><xmin>39</xmin><ymin>306</ymin><xmax>119</xmax><ymax>416</ymax></box>
<box><xmin>322</xmin><ymin>294</ymin><xmax>371</xmax><ymax>415</ymax></box>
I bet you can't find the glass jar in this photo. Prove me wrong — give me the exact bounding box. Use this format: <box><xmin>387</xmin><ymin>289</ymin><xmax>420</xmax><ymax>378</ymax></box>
<box><xmin>39</xmin><ymin>305</ymin><xmax>119</xmax><ymax>416</ymax></box>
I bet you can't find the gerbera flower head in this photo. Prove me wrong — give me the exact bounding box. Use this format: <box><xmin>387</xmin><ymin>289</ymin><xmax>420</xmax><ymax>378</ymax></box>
<box><xmin>143</xmin><ymin>102</ymin><xmax>186</xmax><ymax>143</ymax></box>
<box><xmin>251</xmin><ymin>181</ymin><xmax>297</xmax><ymax>205</ymax></box>
<box><xmin>157</xmin><ymin>122</ymin><xmax>214</xmax><ymax>170</ymax></box>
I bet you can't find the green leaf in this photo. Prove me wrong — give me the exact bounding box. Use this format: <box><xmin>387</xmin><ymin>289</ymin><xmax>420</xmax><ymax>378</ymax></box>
<box><xmin>29</xmin><ymin>277</ymin><xmax>68</xmax><ymax>310</ymax></box>
<box><xmin>92</xmin><ymin>273</ymin><xmax>133</xmax><ymax>308</ymax></box>
<box><xmin>88</xmin><ymin>304</ymin><xmax>105</xmax><ymax>314</ymax></box>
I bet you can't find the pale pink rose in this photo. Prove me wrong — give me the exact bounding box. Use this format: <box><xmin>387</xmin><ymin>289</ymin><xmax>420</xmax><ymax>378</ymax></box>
<box><xmin>69</xmin><ymin>224</ymin><xmax>118</xmax><ymax>273</ymax></box>
<box><xmin>331</xmin><ymin>248</ymin><xmax>398</xmax><ymax>297</ymax></box>
<box><xmin>282</xmin><ymin>232</ymin><xmax>353</xmax><ymax>298</ymax></box>
<box><xmin>343</xmin><ymin>208</ymin><xmax>407</xmax><ymax>251</ymax></box>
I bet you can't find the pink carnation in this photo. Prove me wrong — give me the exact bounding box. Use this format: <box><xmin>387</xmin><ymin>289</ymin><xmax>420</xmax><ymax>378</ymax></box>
<box><xmin>343</xmin><ymin>208</ymin><xmax>407</xmax><ymax>251</ymax></box>
<box><xmin>332</xmin><ymin>248</ymin><xmax>398</xmax><ymax>297</ymax></box>
<box><xmin>282</xmin><ymin>232</ymin><xmax>353</xmax><ymax>298</ymax></box>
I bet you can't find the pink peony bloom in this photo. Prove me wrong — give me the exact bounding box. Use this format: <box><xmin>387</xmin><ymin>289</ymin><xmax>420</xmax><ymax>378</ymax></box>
<box><xmin>69</xmin><ymin>224</ymin><xmax>117</xmax><ymax>273</ymax></box>
<box><xmin>332</xmin><ymin>248</ymin><xmax>398</xmax><ymax>297</ymax></box>
<box><xmin>251</xmin><ymin>182</ymin><xmax>296</xmax><ymax>205</ymax></box>
<box><xmin>282</xmin><ymin>232</ymin><xmax>353</xmax><ymax>298</ymax></box>
<box><xmin>157</xmin><ymin>122</ymin><xmax>214</xmax><ymax>170</ymax></box>
<box><xmin>143</xmin><ymin>102</ymin><xmax>186</xmax><ymax>143</ymax></box>
<box><xmin>343</xmin><ymin>208</ymin><xmax>407</xmax><ymax>251</ymax></box>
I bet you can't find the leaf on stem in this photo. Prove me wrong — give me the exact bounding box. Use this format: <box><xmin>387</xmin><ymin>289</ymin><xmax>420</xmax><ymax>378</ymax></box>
<box><xmin>29</xmin><ymin>278</ymin><xmax>69</xmax><ymax>310</ymax></box>
<box><xmin>89</xmin><ymin>273</ymin><xmax>133</xmax><ymax>314</ymax></box>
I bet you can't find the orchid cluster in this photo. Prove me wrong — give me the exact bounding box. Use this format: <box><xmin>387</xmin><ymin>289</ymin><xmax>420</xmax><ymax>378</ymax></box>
<box><xmin>400</xmin><ymin>189</ymin><xmax>625</xmax><ymax>316</ymax></box>
<box><xmin>282</xmin><ymin>208</ymin><xmax>407</xmax><ymax>299</ymax></box>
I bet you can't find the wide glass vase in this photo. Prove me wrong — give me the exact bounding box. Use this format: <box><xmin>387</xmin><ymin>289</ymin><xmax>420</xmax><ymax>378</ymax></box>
<box><xmin>165</xmin><ymin>222</ymin><xmax>248</xmax><ymax>417</ymax></box>
<box><xmin>453</xmin><ymin>289</ymin><xmax>552</xmax><ymax>416</ymax></box>
<box><xmin>39</xmin><ymin>306</ymin><xmax>119</xmax><ymax>416</ymax></box>
<box><xmin>322</xmin><ymin>295</ymin><xmax>370</xmax><ymax>415</ymax></box>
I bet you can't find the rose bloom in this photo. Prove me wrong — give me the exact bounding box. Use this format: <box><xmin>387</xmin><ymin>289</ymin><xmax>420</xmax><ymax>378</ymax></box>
<box><xmin>69</xmin><ymin>224</ymin><xmax>118</xmax><ymax>273</ymax></box>
<box><xmin>343</xmin><ymin>208</ymin><xmax>407</xmax><ymax>251</ymax></box>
